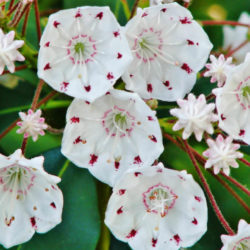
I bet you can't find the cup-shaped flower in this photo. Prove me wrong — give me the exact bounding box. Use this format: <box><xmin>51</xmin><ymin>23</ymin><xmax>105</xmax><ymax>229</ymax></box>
<box><xmin>105</xmin><ymin>163</ymin><xmax>208</xmax><ymax>250</ymax></box>
<box><xmin>0</xmin><ymin>149</ymin><xmax>63</xmax><ymax>248</ymax></box>
<box><xmin>203</xmin><ymin>135</ymin><xmax>243</xmax><ymax>175</ymax></box>
<box><xmin>213</xmin><ymin>53</ymin><xmax>250</xmax><ymax>145</ymax></box>
<box><xmin>0</xmin><ymin>29</ymin><xmax>25</xmax><ymax>75</ymax></box>
<box><xmin>170</xmin><ymin>93</ymin><xmax>218</xmax><ymax>141</ymax></box>
<box><xmin>38</xmin><ymin>6</ymin><xmax>132</xmax><ymax>102</ymax></box>
<box><xmin>221</xmin><ymin>220</ymin><xmax>250</xmax><ymax>250</ymax></box>
<box><xmin>223</xmin><ymin>12</ymin><xmax>250</xmax><ymax>64</ymax></box>
<box><xmin>150</xmin><ymin>0</ymin><xmax>174</xmax><ymax>5</ymax></box>
<box><xmin>204</xmin><ymin>54</ymin><xmax>234</xmax><ymax>87</ymax></box>
<box><xmin>61</xmin><ymin>89</ymin><xmax>163</xmax><ymax>186</ymax></box>
<box><xmin>16</xmin><ymin>109</ymin><xmax>48</xmax><ymax>142</ymax></box>
<box><xmin>122</xmin><ymin>3</ymin><xmax>212</xmax><ymax>101</ymax></box>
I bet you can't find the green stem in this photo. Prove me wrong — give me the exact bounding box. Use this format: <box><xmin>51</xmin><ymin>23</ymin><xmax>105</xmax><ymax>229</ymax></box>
<box><xmin>58</xmin><ymin>160</ymin><xmax>70</xmax><ymax>178</ymax></box>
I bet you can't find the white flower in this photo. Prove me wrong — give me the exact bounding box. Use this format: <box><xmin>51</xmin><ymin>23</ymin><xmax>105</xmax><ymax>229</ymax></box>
<box><xmin>223</xmin><ymin>12</ymin><xmax>250</xmax><ymax>64</ymax></box>
<box><xmin>38</xmin><ymin>7</ymin><xmax>132</xmax><ymax>102</ymax></box>
<box><xmin>213</xmin><ymin>53</ymin><xmax>250</xmax><ymax>145</ymax></box>
<box><xmin>0</xmin><ymin>29</ymin><xmax>25</xmax><ymax>75</ymax></box>
<box><xmin>105</xmin><ymin>163</ymin><xmax>208</xmax><ymax>250</ymax></box>
<box><xmin>221</xmin><ymin>220</ymin><xmax>250</xmax><ymax>250</ymax></box>
<box><xmin>170</xmin><ymin>93</ymin><xmax>218</xmax><ymax>141</ymax></box>
<box><xmin>203</xmin><ymin>135</ymin><xmax>243</xmax><ymax>175</ymax></box>
<box><xmin>150</xmin><ymin>0</ymin><xmax>174</xmax><ymax>6</ymax></box>
<box><xmin>204</xmin><ymin>54</ymin><xmax>234</xmax><ymax>87</ymax></box>
<box><xmin>122</xmin><ymin>3</ymin><xmax>212</xmax><ymax>101</ymax></box>
<box><xmin>0</xmin><ymin>149</ymin><xmax>63</xmax><ymax>248</ymax></box>
<box><xmin>61</xmin><ymin>89</ymin><xmax>163</xmax><ymax>186</ymax></box>
<box><xmin>16</xmin><ymin>109</ymin><xmax>48</xmax><ymax>142</ymax></box>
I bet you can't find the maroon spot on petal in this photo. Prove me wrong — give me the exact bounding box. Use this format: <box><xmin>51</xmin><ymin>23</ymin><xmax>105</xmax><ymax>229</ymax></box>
<box><xmin>126</xmin><ymin>229</ymin><xmax>137</xmax><ymax>238</ymax></box>
<box><xmin>107</xmin><ymin>72</ymin><xmax>114</xmax><ymax>80</ymax></box>
<box><xmin>71</xmin><ymin>116</ymin><xmax>80</xmax><ymax>123</ymax></box>
<box><xmin>96</xmin><ymin>12</ymin><xmax>103</xmax><ymax>20</ymax></box>
<box><xmin>62</xmin><ymin>82</ymin><xmax>69</xmax><ymax>89</ymax></box>
<box><xmin>142</xmin><ymin>12</ymin><xmax>148</xmax><ymax>17</ymax></box>
<box><xmin>196</xmin><ymin>42</ymin><xmax>199</xmax><ymax>46</ymax></box>
<box><xmin>129</xmin><ymin>74</ymin><xmax>134</xmax><ymax>78</ymax></box>
<box><xmin>187</xmin><ymin>39</ymin><xmax>194</xmax><ymax>45</ymax></box>
<box><xmin>44</xmin><ymin>63</ymin><xmax>51</xmax><ymax>71</ymax></box>
<box><xmin>149</xmin><ymin>135</ymin><xmax>157</xmax><ymax>143</ymax></box>
<box><xmin>75</xmin><ymin>11</ymin><xmax>82</xmax><ymax>18</ymax></box>
<box><xmin>105</xmin><ymin>91</ymin><xmax>110</xmax><ymax>95</ymax></box>
<box><xmin>84</xmin><ymin>85</ymin><xmax>91</xmax><ymax>92</ymax></box>
<box><xmin>161</xmin><ymin>8</ymin><xmax>167</xmax><ymax>12</ymax></box>
<box><xmin>180</xmin><ymin>17</ymin><xmax>192</xmax><ymax>24</ymax></box>
<box><xmin>73</xmin><ymin>136</ymin><xmax>82</xmax><ymax>144</ymax></box>
<box><xmin>119</xmin><ymin>189</ymin><xmax>126</xmax><ymax>195</ymax></box>
<box><xmin>44</xmin><ymin>41</ymin><xmax>50</xmax><ymax>47</ymax></box>
<box><xmin>30</xmin><ymin>217</ymin><xmax>36</xmax><ymax>228</ymax></box>
<box><xmin>239</xmin><ymin>129</ymin><xmax>245</xmax><ymax>136</ymax></box>
<box><xmin>173</xmin><ymin>234</ymin><xmax>181</xmax><ymax>245</ymax></box>
<box><xmin>221</xmin><ymin>114</ymin><xmax>226</xmax><ymax>120</ymax></box>
<box><xmin>53</xmin><ymin>21</ymin><xmax>60</xmax><ymax>28</ymax></box>
<box><xmin>148</xmin><ymin>116</ymin><xmax>154</xmax><ymax>121</ymax></box>
<box><xmin>85</xmin><ymin>101</ymin><xmax>90</xmax><ymax>104</ymax></box>
<box><xmin>114</xmin><ymin>161</ymin><xmax>120</xmax><ymax>170</ymax></box>
<box><xmin>117</xmin><ymin>52</ymin><xmax>122</xmax><ymax>59</ymax></box>
<box><xmin>117</xmin><ymin>206</ymin><xmax>123</xmax><ymax>214</ymax></box>
<box><xmin>50</xmin><ymin>202</ymin><xmax>56</xmax><ymax>209</ymax></box>
<box><xmin>152</xmin><ymin>238</ymin><xmax>157</xmax><ymax>247</ymax></box>
<box><xmin>89</xmin><ymin>154</ymin><xmax>98</xmax><ymax>165</ymax></box>
<box><xmin>163</xmin><ymin>80</ymin><xmax>170</xmax><ymax>87</ymax></box>
<box><xmin>134</xmin><ymin>172</ymin><xmax>142</xmax><ymax>177</ymax></box>
<box><xmin>181</xmin><ymin>63</ymin><xmax>193</xmax><ymax>74</ymax></box>
<box><xmin>113</xmin><ymin>31</ymin><xmax>120</xmax><ymax>37</ymax></box>
<box><xmin>192</xmin><ymin>217</ymin><xmax>198</xmax><ymax>225</ymax></box>
<box><xmin>194</xmin><ymin>196</ymin><xmax>202</xmax><ymax>202</ymax></box>
<box><xmin>147</xmin><ymin>83</ymin><xmax>153</xmax><ymax>93</ymax></box>
<box><xmin>133</xmin><ymin>155</ymin><xmax>142</xmax><ymax>164</ymax></box>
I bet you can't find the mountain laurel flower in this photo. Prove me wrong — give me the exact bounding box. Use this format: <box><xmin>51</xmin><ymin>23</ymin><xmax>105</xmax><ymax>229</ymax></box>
<box><xmin>204</xmin><ymin>54</ymin><xmax>234</xmax><ymax>87</ymax></box>
<box><xmin>0</xmin><ymin>29</ymin><xmax>25</xmax><ymax>75</ymax></box>
<box><xmin>170</xmin><ymin>93</ymin><xmax>218</xmax><ymax>141</ymax></box>
<box><xmin>221</xmin><ymin>220</ymin><xmax>250</xmax><ymax>250</ymax></box>
<box><xmin>17</xmin><ymin>109</ymin><xmax>48</xmax><ymax>142</ymax></box>
<box><xmin>150</xmin><ymin>0</ymin><xmax>174</xmax><ymax>5</ymax></box>
<box><xmin>61</xmin><ymin>89</ymin><xmax>163</xmax><ymax>186</ymax></box>
<box><xmin>122</xmin><ymin>2</ymin><xmax>212</xmax><ymax>101</ymax></box>
<box><xmin>0</xmin><ymin>149</ymin><xmax>63</xmax><ymax>248</ymax></box>
<box><xmin>213</xmin><ymin>53</ymin><xmax>250</xmax><ymax>145</ymax></box>
<box><xmin>105</xmin><ymin>163</ymin><xmax>208</xmax><ymax>250</ymax></box>
<box><xmin>223</xmin><ymin>12</ymin><xmax>250</xmax><ymax>64</ymax></box>
<box><xmin>203</xmin><ymin>135</ymin><xmax>243</xmax><ymax>175</ymax></box>
<box><xmin>38</xmin><ymin>6</ymin><xmax>132</xmax><ymax>102</ymax></box>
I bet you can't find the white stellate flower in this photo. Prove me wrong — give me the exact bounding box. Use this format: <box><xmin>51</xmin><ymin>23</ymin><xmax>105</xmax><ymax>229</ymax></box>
<box><xmin>203</xmin><ymin>135</ymin><xmax>243</xmax><ymax>175</ymax></box>
<box><xmin>213</xmin><ymin>53</ymin><xmax>250</xmax><ymax>145</ymax></box>
<box><xmin>61</xmin><ymin>89</ymin><xmax>163</xmax><ymax>186</ymax></box>
<box><xmin>38</xmin><ymin>6</ymin><xmax>132</xmax><ymax>102</ymax></box>
<box><xmin>223</xmin><ymin>12</ymin><xmax>250</xmax><ymax>64</ymax></box>
<box><xmin>0</xmin><ymin>149</ymin><xmax>63</xmax><ymax>248</ymax></box>
<box><xmin>122</xmin><ymin>3</ymin><xmax>212</xmax><ymax>101</ymax></box>
<box><xmin>0</xmin><ymin>29</ymin><xmax>25</xmax><ymax>75</ymax></box>
<box><xmin>204</xmin><ymin>54</ymin><xmax>234</xmax><ymax>87</ymax></box>
<box><xmin>221</xmin><ymin>220</ymin><xmax>250</xmax><ymax>250</ymax></box>
<box><xmin>170</xmin><ymin>93</ymin><xmax>218</xmax><ymax>141</ymax></box>
<box><xmin>150</xmin><ymin>0</ymin><xmax>174</xmax><ymax>6</ymax></box>
<box><xmin>16</xmin><ymin>109</ymin><xmax>48</xmax><ymax>142</ymax></box>
<box><xmin>105</xmin><ymin>163</ymin><xmax>208</xmax><ymax>250</ymax></box>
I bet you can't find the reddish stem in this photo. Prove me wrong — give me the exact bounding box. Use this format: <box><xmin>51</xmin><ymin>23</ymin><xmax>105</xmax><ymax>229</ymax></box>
<box><xmin>37</xmin><ymin>90</ymin><xmax>57</xmax><ymax>107</ymax></box>
<box><xmin>200</xmin><ymin>20</ymin><xmax>250</xmax><ymax>28</ymax></box>
<box><xmin>183</xmin><ymin>140</ymin><xmax>235</xmax><ymax>235</ymax></box>
<box><xmin>238</xmin><ymin>158</ymin><xmax>250</xmax><ymax>167</ymax></box>
<box><xmin>31</xmin><ymin>80</ymin><xmax>44</xmax><ymax>110</ymax></box>
<box><xmin>7</xmin><ymin>1</ymin><xmax>19</xmax><ymax>16</ymax></box>
<box><xmin>0</xmin><ymin>119</ymin><xmax>20</xmax><ymax>140</ymax></box>
<box><xmin>34</xmin><ymin>0</ymin><xmax>41</xmax><ymax>42</ymax></box>
<box><xmin>2</xmin><ymin>65</ymin><xmax>27</xmax><ymax>75</ymax></box>
<box><xmin>8</xmin><ymin>0</ymin><xmax>15</xmax><ymax>10</ymax></box>
<box><xmin>21</xmin><ymin>137</ymin><xmax>28</xmax><ymax>154</ymax></box>
<box><xmin>8</xmin><ymin>1</ymin><xmax>23</xmax><ymax>26</ymax></box>
<box><xmin>225</xmin><ymin>40</ymin><xmax>249</xmax><ymax>58</ymax></box>
<box><xmin>130</xmin><ymin>0</ymin><xmax>140</xmax><ymax>20</ymax></box>
<box><xmin>22</xmin><ymin>3</ymin><xmax>31</xmax><ymax>36</ymax></box>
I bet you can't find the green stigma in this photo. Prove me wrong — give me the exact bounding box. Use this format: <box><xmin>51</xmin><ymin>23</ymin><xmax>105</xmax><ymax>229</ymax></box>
<box><xmin>114</xmin><ymin>113</ymin><xmax>127</xmax><ymax>126</ymax></box>
<box><xmin>242</xmin><ymin>86</ymin><xmax>250</xmax><ymax>98</ymax></box>
<box><xmin>74</xmin><ymin>42</ymin><xmax>85</xmax><ymax>55</ymax></box>
<box><xmin>139</xmin><ymin>39</ymin><xmax>148</xmax><ymax>49</ymax></box>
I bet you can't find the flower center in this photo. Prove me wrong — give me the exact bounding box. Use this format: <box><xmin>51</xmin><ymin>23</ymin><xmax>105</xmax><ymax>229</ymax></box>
<box><xmin>74</xmin><ymin>42</ymin><xmax>85</xmax><ymax>55</ymax></box>
<box><xmin>114</xmin><ymin>113</ymin><xmax>127</xmax><ymax>128</ymax></box>
<box><xmin>143</xmin><ymin>183</ymin><xmax>178</xmax><ymax>217</ymax></box>
<box><xmin>242</xmin><ymin>86</ymin><xmax>250</xmax><ymax>99</ymax></box>
<box><xmin>233</xmin><ymin>237</ymin><xmax>250</xmax><ymax>250</ymax></box>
